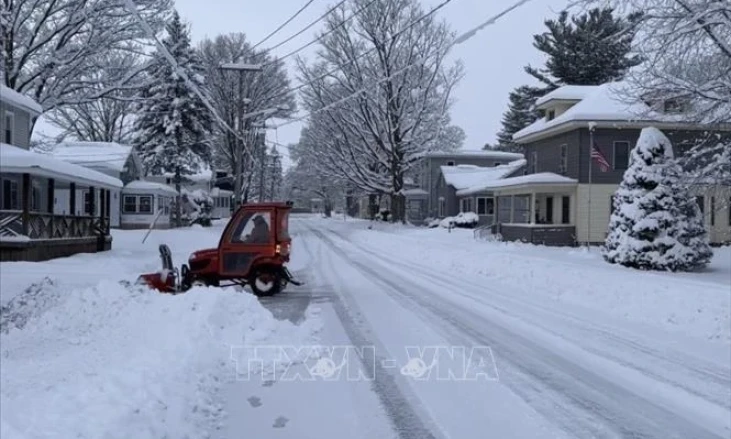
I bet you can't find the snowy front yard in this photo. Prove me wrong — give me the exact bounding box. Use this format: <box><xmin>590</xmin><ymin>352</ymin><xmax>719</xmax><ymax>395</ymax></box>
<box><xmin>0</xmin><ymin>223</ymin><xmax>321</xmax><ymax>439</ymax></box>
<box><xmin>346</xmin><ymin>219</ymin><xmax>731</xmax><ymax>342</ymax></box>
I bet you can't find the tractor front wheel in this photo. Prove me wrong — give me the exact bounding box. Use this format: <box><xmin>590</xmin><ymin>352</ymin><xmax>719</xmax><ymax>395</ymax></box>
<box><xmin>249</xmin><ymin>268</ymin><xmax>283</xmax><ymax>297</ymax></box>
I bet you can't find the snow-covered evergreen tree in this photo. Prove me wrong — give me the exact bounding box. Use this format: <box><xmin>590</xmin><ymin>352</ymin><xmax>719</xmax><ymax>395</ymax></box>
<box><xmin>133</xmin><ymin>10</ymin><xmax>213</xmax><ymax>177</ymax></box>
<box><xmin>525</xmin><ymin>7</ymin><xmax>642</xmax><ymax>88</ymax></box>
<box><xmin>494</xmin><ymin>85</ymin><xmax>544</xmax><ymax>152</ymax></box>
<box><xmin>603</xmin><ymin>127</ymin><xmax>712</xmax><ymax>271</ymax></box>
<box><xmin>495</xmin><ymin>7</ymin><xmax>641</xmax><ymax>150</ymax></box>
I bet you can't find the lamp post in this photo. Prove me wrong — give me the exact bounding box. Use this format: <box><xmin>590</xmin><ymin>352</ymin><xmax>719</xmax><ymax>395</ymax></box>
<box><xmin>218</xmin><ymin>62</ymin><xmax>263</xmax><ymax>207</ymax></box>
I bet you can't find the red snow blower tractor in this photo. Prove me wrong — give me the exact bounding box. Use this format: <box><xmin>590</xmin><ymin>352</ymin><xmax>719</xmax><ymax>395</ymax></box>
<box><xmin>136</xmin><ymin>201</ymin><xmax>302</xmax><ymax>296</ymax></box>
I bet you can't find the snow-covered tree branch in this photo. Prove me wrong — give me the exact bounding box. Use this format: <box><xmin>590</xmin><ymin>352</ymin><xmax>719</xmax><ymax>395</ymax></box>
<box><xmin>296</xmin><ymin>0</ymin><xmax>464</xmax><ymax>222</ymax></box>
<box><xmin>1</xmin><ymin>0</ymin><xmax>171</xmax><ymax>109</ymax></box>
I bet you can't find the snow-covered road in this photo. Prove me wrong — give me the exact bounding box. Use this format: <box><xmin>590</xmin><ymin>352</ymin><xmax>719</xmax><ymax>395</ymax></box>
<box><xmin>236</xmin><ymin>215</ymin><xmax>730</xmax><ymax>439</ymax></box>
<box><xmin>1</xmin><ymin>215</ymin><xmax>729</xmax><ymax>438</ymax></box>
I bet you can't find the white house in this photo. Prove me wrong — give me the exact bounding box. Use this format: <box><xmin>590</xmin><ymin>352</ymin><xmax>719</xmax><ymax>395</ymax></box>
<box><xmin>120</xmin><ymin>180</ymin><xmax>178</xmax><ymax>229</ymax></box>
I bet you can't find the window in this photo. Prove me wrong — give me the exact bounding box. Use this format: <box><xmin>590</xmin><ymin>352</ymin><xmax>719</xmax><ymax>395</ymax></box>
<box><xmin>663</xmin><ymin>98</ymin><xmax>686</xmax><ymax>114</ymax></box>
<box><xmin>2</xmin><ymin>179</ymin><xmax>19</xmax><ymax>210</ymax></box>
<box><xmin>547</xmin><ymin>109</ymin><xmax>555</xmax><ymax>121</ymax></box>
<box><xmin>123</xmin><ymin>196</ymin><xmax>137</xmax><ymax>213</ymax></box>
<box><xmin>460</xmin><ymin>197</ymin><xmax>473</xmax><ymax>213</ymax></box>
<box><xmin>164</xmin><ymin>197</ymin><xmax>170</xmax><ymax>215</ymax></box>
<box><xmin>438</xmin><ymin>197</ymin><xmax>445</xmax><ymax>217</ymax></box>
<box><xmin>561</xmin><ymin>196</ymin><xmax>570</xmax><ymax>224</ymax></box>
<box><xmin>531</xmin><ymin>151</ymin><xmax>538</xmax><ymax>174</ymax></box>
<box><xmin>232</xmin><ymin>211</ymin><xmax>272</xmax><ymax>243</ymax></box>
<box><xmin>139</xmin><ymin>196</ymin><xmax>152</xmax><ymax>213</ymax></box>
<box><xmin>559</xmin><ymin>144</ymin><xmax>568</xmax><ymax>175</ymax></box>
<box><xmin>513</xmin><ymin>195</ymin><xmax>530</xmax><ymax>223</ymax></box>
<box><xmin>696</xmin><ymin>196</ymin><xmax>704</xmax><ymax>215</ymax></box>
<box><xmin>83</xmin><ymin>191</ymin><xmax>95</xmax><ymax>215</ymax></box>
<box><xmin>497</xmin><ymin>196</ymin><xmax>512</xmax><ymax>223</ymax></box>
<box><xmin>610</xmin><ymin>195</ymin><xmax>616</xmax><ymax>216</ymax></box>
<box><xmin>30</xmin><ymin>180</ymin><xmax>42</xmax><ymax>212</ymax></box>
<box><xmin>476</xmin><ymin>197</ymin><xmax>494</xmax><ymax>216</ymax></box>
<box><xmin>710</xmin><ymin>197</ymin><xmax>715</xmax><ymax>226</ymax></box>
<box><xmin>613</xmin><ymin>141</ymin><xmax>630</xmax><ymax>170</ymax></box>
<box><xmin>446</xmin><ymin>161</ymin><xmax>455</xmax><ymax>166</ymax></box>
<box><xmin>4</xmin><ymin>111</ymin><xmax>13</xmax><ymax>144</ymax></box>
<box><xmin>545</xmin><ymin>196</ymin><xmax>554</xmax><ymax>224</ymax></box>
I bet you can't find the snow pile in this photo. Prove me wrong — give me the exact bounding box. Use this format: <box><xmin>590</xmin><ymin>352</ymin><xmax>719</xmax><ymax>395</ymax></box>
<box><xmin>604</xmin><ymin>127</ymin><xmax>712</xmax><ymax>271</ymax></box>
<box><xmin>0</xmin><ymin>281</ymin><xmax>319</xmax><ymax>438</ymax></box>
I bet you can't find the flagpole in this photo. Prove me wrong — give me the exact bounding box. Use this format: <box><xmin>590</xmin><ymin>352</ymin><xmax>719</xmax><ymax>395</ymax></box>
<box><xmin>587</xmin><ymin>124</ymin><xmax>594</xmax><ymax>249</ymax></box>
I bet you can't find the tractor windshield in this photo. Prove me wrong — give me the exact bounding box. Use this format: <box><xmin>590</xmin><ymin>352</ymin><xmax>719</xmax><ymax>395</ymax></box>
<box><xmin>231</xmin><ymin>211</ymin><xmax>272</xmax><ymax>244</ymax></box>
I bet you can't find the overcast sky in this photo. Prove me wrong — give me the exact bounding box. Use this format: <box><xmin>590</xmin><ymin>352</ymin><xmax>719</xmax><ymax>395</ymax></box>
<box><xmin>174</xmin><ymin>0</ymin><xmax>570</xmax><ymax>166</ymax></box>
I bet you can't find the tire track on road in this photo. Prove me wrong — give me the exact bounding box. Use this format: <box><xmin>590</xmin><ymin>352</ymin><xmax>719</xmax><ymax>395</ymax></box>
<box><xmin>309</xmin><ymin>225</ymin><xmax>729</xmax><ymax>439</ymax></box>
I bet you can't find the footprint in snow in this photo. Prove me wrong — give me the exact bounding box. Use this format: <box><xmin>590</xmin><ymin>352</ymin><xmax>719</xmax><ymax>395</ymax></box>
<box><xmin>273</xmin><ymin>416</ymin><xmax>289</xmax><ymax>428</ymax></box>
<box><xmin>247</xmin><ymin>396</ymin><xmax>262</xmax><ymax>408</ymax></box>
<box><xmin>262</xmin><ymin>380</ymin><xmax>276</xmax><ymax>387</ymax></box>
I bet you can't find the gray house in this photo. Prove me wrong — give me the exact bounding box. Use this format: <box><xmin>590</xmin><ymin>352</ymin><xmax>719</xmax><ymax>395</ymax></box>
<box><xmin>419</xmin><ymin>150</ymin><xmax>524</xmax><ymax>219</ymax></box>
<box><xmin>0</xmin><ymin>85</ymin><xmax>123</xmax><ymax>261</ymax></box>
<box><xmin>503</xmin><ymin>81</ymin><xmax>731</xmax><ymax>246</ymax></box>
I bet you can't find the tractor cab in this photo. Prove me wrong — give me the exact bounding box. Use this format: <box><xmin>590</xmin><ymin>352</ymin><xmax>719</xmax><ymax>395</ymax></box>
<box><xmin>137</xmin><ymin>201</ymin><xmax>300</xmax><ymax>296</ymax></box>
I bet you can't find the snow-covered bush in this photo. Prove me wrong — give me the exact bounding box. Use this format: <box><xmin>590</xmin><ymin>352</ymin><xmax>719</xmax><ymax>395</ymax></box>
<box><xmin>439</xmin><ymin>212</ymin><xmax>479</xmax><ymax>229</ymax></box>
<box><xmin>603</xmin><ymin>127</ymin><xmax>712</xmax><ymax>271</ymax></box>
<box><xmin>182</xmin><ymin>189</ymin><xmax>214</xmax><ymax>227</ymax></box>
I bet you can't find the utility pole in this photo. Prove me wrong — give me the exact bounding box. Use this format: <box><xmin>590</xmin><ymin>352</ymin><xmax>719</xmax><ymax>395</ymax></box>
<box><xmin>219</xmin><ymin>62</ymin><xmax>262</xmax><ymax>207</ymax></box>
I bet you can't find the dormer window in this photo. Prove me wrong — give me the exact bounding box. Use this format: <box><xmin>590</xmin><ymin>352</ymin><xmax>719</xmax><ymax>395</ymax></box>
<box><xmin>446</xmin><ymin>160</ymin><xmax>455</xmax><ymax>166</ymax></box>
<box><xmin>546</xmin><ymin>109</ymin><xmax>555</xmax><ymax>121</ymax></box>
<box><xmin>663</xmin><ymin>98</ymin><xmax>687</xmax><ymax>114</ymax></box>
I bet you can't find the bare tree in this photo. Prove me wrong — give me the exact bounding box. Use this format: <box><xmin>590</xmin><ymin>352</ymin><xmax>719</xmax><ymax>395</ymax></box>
<box><xmin>297</xmin><ymin>0</ymin><xmax>464</xmax><ymax>222</ymax></box>
<box><xmin>572</xmin><ymin>0</ymin><xmax>730</xmax><ymax>186</ymax></box>
<box><xmin>198</xmin><ymin>33</ymin><xmax>296</xmax><ymax>203</ymax></box>
<box><xmin>1</xmin><ymin>0</ymin><xmax>171</xmax><ymax>109</ymax></box>
<box><xmin>44</xmin><ymin>52</ymin><xmax>144</xmax><ymax>143</ymax></box>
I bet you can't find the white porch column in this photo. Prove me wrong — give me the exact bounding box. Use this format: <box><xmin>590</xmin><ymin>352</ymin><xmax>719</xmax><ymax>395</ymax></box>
<box><xmin>530</xmin><ymin>192</ymin><xmax>536</xmax><ymax>224</ymax></box>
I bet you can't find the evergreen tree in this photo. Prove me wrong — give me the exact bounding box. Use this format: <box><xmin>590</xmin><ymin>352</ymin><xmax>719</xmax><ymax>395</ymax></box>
<box><xmin>603</xmin><ymin>127</ymin><xmax>712</xmax><ymax>271</ymax></box>
<box><xmin>494</xmin><ymin>85</ymin><xmax>544</xmax><ymax>152</ymax></box>
<box><xmin>495</xmin><ymin>8</ymin><xmax>642</xmax><ymax>150</ymax></box>
<box><xmin>525</xmin><ymin>7</ymin><xmax>643</xmax><ymax>88</ymax></box>
<box><xmin>133</xmin><ymin>10</ymin><xmax>213</xmax><ymax>177</ymax></box>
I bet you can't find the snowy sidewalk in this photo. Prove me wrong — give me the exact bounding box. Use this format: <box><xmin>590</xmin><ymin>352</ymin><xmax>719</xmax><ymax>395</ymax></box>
<box><xmin>0</xmin><ymin>224</ymin><xmax>322</xmax><ymax>439</ymax></box>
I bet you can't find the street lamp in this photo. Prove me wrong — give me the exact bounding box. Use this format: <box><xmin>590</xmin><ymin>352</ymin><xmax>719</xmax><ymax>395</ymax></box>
<box><xmin>218</xmin><ymin>62</ymin><xmax>263</xmax><ymax>206</ymax></box>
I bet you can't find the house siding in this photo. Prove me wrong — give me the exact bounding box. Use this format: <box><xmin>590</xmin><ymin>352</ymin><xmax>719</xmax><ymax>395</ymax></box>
<box><xmin>1</xmin><ymin>101</ymin><xmax>33</xmax><ymax>149</ymax></box>
<box><xmin>524</xmin><ymin>127</ymin><xmax>731</xmax><ymax>184</ymax></box>
<box><xmin>424</xmin><ymin>155</ymin><xmax>518</xmax><ymax>218</ymax></box>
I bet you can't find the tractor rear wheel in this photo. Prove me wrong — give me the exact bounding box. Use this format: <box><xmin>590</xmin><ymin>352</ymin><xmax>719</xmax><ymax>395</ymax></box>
<box><xmin>249</xmin><ymin>267</ymin><xmax>282</xmax><ymax>297</ymax></box>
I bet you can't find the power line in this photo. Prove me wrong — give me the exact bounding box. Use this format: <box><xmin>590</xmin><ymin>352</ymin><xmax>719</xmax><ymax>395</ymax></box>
<box><xmin>265</xmin><ymin>0</ymin><xmax>457</xmax><ymax>105</ymax></box>
<box><xmin>251</xmin><ymin>0</ymin><xmax>320</xmax><ymax>50</ymax></box>
<box><xmin>264</xmin><ymin>0</ymin><xmax>348</xmax><ymax>54</ymax></box>
<box><xmin>262</xmin><ymin>0</ymin><xmax>379</xmax><ymax>67</ymax></box>
<box><xmin>273</xmin><ymin>0</ymin><xmax>535</xmax><ymax>130</ymax></box>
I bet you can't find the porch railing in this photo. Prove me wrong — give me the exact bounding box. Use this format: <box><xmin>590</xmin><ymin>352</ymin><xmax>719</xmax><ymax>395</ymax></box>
<box><xmin>0</xmin><ymin>210</ymin><xmax>110</xmax><ymax>240</ymax></box>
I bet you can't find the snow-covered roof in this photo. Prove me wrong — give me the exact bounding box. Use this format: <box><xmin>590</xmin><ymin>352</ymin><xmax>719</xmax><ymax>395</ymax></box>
<box><xmin>210</xmin><ymin>187</ymin><xmax>233</xmax><ymax>197</ymax></box>
<box><xmin>457</xmin><ymin>172</ymin><xmax>577</xmax><ymax>195</ymax></box>
<box><xmin>534</xmin><ymin>85</ymin><xmax>597</xmax><ymax>108</ymax></box>
<box><xmin>441</xmin><ymin>159</ymin><xmax>526</xmax><ymax>191</ymax></box>
<box><xmin>123</xmin><ymin>180</ymin><xmax>177</xmax><ymax>196</ymax></box>
<box><xmin>49</xmin><ymin>141</ymin><xmax>135</xmax><ymax>173</ymax></box>
<box><xmin>403</xmin><ymin>188</ymin><xmax>429</xmax><ymax>197</ymax></box>
<box><xmin>0</xmin><ymin>143</ymin><xmax>122</xmax><ymax>189</ymax></box>
<box><xmin>425</xmin><ymin>150</ymin><xmax>524</xmax><ymax>160</ymax></box>
<box><xmin>0</xmin><ymin>85</ymin><xmax>43</xmax><ymax>114</ymax></box>
<box><xmin>514</xmin><ymin>81</ymin><xmax>694</xmax><ymax>141</ymax></box>
<box><xmin>160</xmin><ymin>166</ymin><xmax>213</xmax><ymax>182</ymax></box>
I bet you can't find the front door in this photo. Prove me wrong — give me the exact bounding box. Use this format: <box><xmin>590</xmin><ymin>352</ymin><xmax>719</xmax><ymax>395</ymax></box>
<box><xmin>219</xmin><ymin>209</ymin><xmax>274</xmax><ymax>277</ymax></box>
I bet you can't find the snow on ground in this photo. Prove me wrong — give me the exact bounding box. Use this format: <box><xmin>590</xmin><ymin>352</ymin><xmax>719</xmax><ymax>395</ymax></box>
<box><xmin>0</xmin><ymin>222</ymin><xmax>321</xmax><ymax>439</ymax></box>
<box><xmin>331</xmin><ymin>217</ymin><xmax>730</xmax><ymax>342</ymax></box>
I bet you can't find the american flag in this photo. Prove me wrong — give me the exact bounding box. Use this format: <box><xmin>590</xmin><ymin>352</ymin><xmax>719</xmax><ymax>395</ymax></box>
<box><xmin>591</xmin><ymin>142</ymin><xmax>611</xmax><ymax>172</ymax></box>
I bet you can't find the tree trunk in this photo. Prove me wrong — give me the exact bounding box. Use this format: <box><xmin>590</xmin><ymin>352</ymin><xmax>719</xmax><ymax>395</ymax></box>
<box><xmin>174</xmin><ymin>166</ymin><xmax>182</xmax><ymax>228</ymax></box>
<box><xmin>368</xmin><ymin>193</ymin><xmax>377</xmax><ymax>220</ymax></box>
<box><xmin>390</xmin><ymin>192</ymin><xmax>406</xmax><ymax>224</ymax></box>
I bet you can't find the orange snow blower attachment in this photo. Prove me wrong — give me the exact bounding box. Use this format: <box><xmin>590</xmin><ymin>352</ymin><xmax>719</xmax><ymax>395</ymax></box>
<box><xmin>135</xmin><ymin>201</ymin><xmax>301</xmax><ymax>296</ymax></box>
